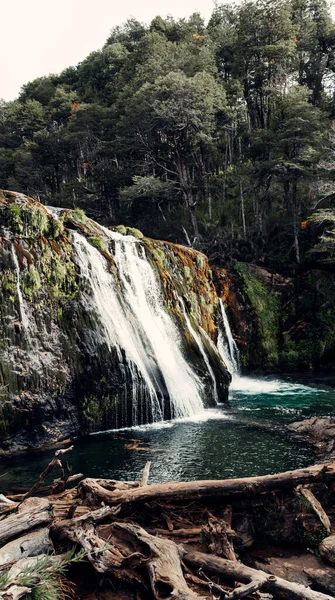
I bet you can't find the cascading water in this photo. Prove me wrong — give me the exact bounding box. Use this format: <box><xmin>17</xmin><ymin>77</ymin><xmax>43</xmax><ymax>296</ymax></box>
<box><xmin>72</xmin><ymin>231</ymin><xmax>205</xmax><ymax>426</ymax></box>
<box><xmin>11</xmin><ymin>243</ymin><xmax>30</xmax><ymax>331</ymax></box>
<box><xmin>179</xmin><ymin>297</ymin><xmax>219</xmax><ymax>403</ymax></box>
<box><xmin>217</xmin><ymin>299</ymin><xmax>240</xmax><ymax>377</ymax></box>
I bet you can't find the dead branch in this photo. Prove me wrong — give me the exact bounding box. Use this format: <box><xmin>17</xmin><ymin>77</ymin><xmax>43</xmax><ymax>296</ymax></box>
<box><xmin>183</xmin><ymin>549</ymin><xmax>335</xmax><ymax>600</ymax></box>
<box><xmin>140</xmin><ymin>461</ymin><xmax>151</xmax><ymax>487</ymax></box>
<box><xmin>296</xmin><ymin>486</ymin><xmax>331</xmax><ymax>534</ymax></box>
<box><xmin>20</xmin><ymin>446</ymin><xmax>74</xmax><ymax>501</ymax></box>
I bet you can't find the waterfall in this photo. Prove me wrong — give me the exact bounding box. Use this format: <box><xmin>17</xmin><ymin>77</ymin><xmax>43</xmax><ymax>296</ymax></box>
<box><xmin>179</xmin><ymin>298</ymin><xmax>218</xmax><ymax>403</ymax></box>
<box><xmin>11</xmin><ymin>244</ymin><xmax>30</xmax><ymax>331</ymax></box>
<box><xmin>217</xmin><ymin>299</ymin><xmax>240</xmax><ymax>376</ymax></box>
<box><xmin>72</xmin><ymin>232</ymin><xmax>204</xmax><ymax>425</ymax></box>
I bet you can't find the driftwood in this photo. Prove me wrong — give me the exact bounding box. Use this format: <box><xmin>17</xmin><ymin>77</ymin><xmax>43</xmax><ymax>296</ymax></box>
<box><xmin>0</xmin><ymin>528</ymin><xmax>52</xmax><ymax>567</ymax></box>
<box><xmin>20</xmin><ymin>445</ymin><xmax>74</xmax><ymax>501</ymax></box>
<box><xmin>0</xmin><ymin>585</ymin><xmax>31</xmax><ymax>600</ymax></box>
<box><xmin>183</xmin><ymin>549</ymin><xmax>335</xmax><ymax>600</ymax></box>
<box><xmin>0</xmin><ymin>498</ymin><xmax>52</xmax><ymax>546</ymax></box>
<box><xmin>202</xmin><ymin>512</ymin><xmax>237</xmax><ymax>560</ymax></box>
<box><xmin>296</xmin><ymin>485</ymin><xmax>332</xmax><ymax>534</ymax></box>
<box><xmin>50</xmin><ymin>471</ymin><xmax>83</xmax><ymax>495</ymax></box>
<box><xmin>78</xmin><ymin>463</ymin><xmax>335</xmax><ymax>507</ymax></box>
<box><xmin>140</xmin><ymin>460</ymin><xmax>151</xmax><ymax>487</ymax></box>
<box><xmin>2</xmin><ymin>459</ymin><xmax>335</xmax><ymax>600</ymax></box>
<box><xmin>0</xmin><ymin>497</ymin><xmax>17</xmax><ymax>517</ymax></box>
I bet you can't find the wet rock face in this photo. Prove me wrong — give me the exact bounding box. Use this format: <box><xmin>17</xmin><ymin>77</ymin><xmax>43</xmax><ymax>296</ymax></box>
<box><xmin>0</xmin><ymin>191</ymin><xmax>230</xmax><ymax>453</ymax></box>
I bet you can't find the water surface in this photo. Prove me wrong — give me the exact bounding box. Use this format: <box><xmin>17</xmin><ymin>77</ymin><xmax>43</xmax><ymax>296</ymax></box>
<box><xmin>1</xmin><ymin>375</ymin><xmax>334</xmax><ymax>492</ymax></box>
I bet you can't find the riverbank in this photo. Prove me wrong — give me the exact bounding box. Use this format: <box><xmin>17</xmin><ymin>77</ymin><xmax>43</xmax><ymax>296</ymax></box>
<box><xmin>1</xmin><ymin>458</ymin><xmax>335</xmax><ymax>600</ymax></box>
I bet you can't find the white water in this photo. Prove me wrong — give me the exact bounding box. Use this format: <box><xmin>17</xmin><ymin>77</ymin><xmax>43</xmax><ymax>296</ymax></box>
<box><xmin>217</xmin><ymin>299</ymin><xmax>322</xmax><ymax>398</ymax></box>
<box><xmin>11</xmin><ymin>244</ymin><xmax>30</xmax><ymax>331</ymax></box>
<box><xmin>179</xmin><ymin>297</ymin><xmax>219</xmax><ymax>402</ymax></box>
<box><xmin>72</xmin><ymin>232</ymin><xmax>204</xmax><ymax>425</ymax></box>
<box><xmin>217</xmin><ymin>299</ymin><xmax>240</xmax><ymax>375</ymax></box>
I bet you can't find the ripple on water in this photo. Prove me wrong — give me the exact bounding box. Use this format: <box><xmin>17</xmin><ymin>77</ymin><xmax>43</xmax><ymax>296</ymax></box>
<box><xmin>0</xmin><ymin>376</ymin><xmax>334</xmax><ymax>492</ymax></box>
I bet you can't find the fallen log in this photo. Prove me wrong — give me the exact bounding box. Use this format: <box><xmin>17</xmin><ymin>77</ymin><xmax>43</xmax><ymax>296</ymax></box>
<box><xmin>183</xmin><ymin>549</ymin><xmax>335</xmax><ymax>600</ymax></box>
<box><xmin>0</xmin><ymin>528</ymin><xmax>52</xmax><ymax>568</ymax></box>
<box><xmin>0</xmin><ymin>498</ymin><xmax>52</xmax><ymax>546</ymax></box>
<box><xmin>77</xmin><ymin>463</ymin><xmax>335</xmax><ymax>507</ymax></box>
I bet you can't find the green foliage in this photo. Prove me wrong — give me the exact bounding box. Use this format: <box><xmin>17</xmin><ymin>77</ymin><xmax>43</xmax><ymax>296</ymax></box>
<box><xmin>0</xmin><ymin>548</ymin><xmax>87</xmax><ymax>600</ymax></box>
<box><xmin>88</xmin><ymin>236</ymin><xmax>107</xmax><ymax>252</ymax></box>
<box><xmin>235</xmin><ymin>263</ymin><xmax>280</xmax><ymax>367</ymax></box>
<box><xmin>0</xmin><ymin>269</ymin><xmax>16</xmax><ymax>298</ymax></box>
<box><xmin>21</xmin><ymin>265</ymin><xmax>41</xmax><ymax>298</ymax></box>
<box><xmin>5</xmin><ymin>203</ymin><xmax>48</xmax><ymax>237</ymax></box>
<box><xmin>0</xmin><ymin>1</ymin><xmax>334</xmax><ymax>268</ymax></box>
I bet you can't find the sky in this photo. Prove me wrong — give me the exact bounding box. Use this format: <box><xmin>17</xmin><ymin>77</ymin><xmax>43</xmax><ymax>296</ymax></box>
<box><xmin>0</xmin><ymin>0</ymin><xmax>217</xmax><ymax>102</ymax></box>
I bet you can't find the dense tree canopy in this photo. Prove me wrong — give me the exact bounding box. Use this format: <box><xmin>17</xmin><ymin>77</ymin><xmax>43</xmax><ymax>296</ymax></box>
<box><xmin>1</xmin><ymin>0</ymin><xmax>335</xmax><ymax>270</ymax></box>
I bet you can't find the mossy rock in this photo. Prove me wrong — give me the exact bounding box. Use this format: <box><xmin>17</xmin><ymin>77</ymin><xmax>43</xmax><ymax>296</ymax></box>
<box><xmin>21</xmin><ymin>265</ymin><xmax>41</xmax><ymax>298</ymax></box>
<box><xmin>115</xmin><ymin>225</ymin><xmax>127</xmax><ymax>235</ymax></box>
<box><xmin>235</xmin><ymin>263</ymin><xmax>280</xmax><ymax>368</ymax></box>
<box><xmin>88</xmin><ymin>236</ymin><xmax>107</xmax><ymax>253</ymax></box>
<box><xmin>127</xmin><ymin>227</ymin><xmax>144</xmax><ymax>239</ymax></box>
<box><xmin>73</xmin><ymin>207</ymin><xmax>87</xmax><ymax>225</ymax></box>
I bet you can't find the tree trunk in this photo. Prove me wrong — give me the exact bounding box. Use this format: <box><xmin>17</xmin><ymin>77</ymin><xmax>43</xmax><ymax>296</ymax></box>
<box><xmin>77</xmin><ymin>463</ymin><xmax>335</xmax><ymax>507</ymax></box>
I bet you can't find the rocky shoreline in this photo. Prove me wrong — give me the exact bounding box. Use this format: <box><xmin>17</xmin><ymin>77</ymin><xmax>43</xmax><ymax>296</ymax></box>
<box><xmin>288</xmin><ymin>418</ymin><xmax>335</xmax><ymax>463</ymax></box>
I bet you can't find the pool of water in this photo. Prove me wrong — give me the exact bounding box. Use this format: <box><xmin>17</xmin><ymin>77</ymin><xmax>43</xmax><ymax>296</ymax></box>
<box><xmin>1</xmin><ymin>375</ymin><xmax>334</xmax><ymax>493</ymax></box>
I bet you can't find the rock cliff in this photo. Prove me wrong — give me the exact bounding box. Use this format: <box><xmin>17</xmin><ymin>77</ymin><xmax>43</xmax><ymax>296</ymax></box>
<box><xmin>0</xmin><ymin>191</ymin><xmax>230</xmax><ymax>453</ymax></box>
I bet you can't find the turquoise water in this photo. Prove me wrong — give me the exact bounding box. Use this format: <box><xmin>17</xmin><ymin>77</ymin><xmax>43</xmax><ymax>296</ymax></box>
<box><xmin>1</xmin><ymin>376</ymin><xmax>334</xmax><ymax>493</ymax></box>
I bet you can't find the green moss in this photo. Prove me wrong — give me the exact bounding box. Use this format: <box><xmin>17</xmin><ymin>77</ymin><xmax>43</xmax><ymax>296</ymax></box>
<box><xmin>82</xmin><ymin>395</ymin><xmax>104</xmax><ymax>425</ymax></box>
<box><xmin>151</xmin><ymin>247</ymin><xmax>167</xmax><ymax>268</ymax></box>
<box><xmin>73</xmin><ymin>207</ymin><xmax>87</xmax><ymax>224</ymax></box>
<box><xmin>5</xmin><ymin>203</ymin><xmax>48</xmax><ymax>237</ymax></box>
<box><xmin>88</xmin><ymin>236</ymin><xmax>107</xmax><ymax>253</ymax></box>
<box><xmin>7</xmin><ymin>204</ymin><xmax>23</xmax><ymax>233</ymax></box>
<box><xmin>48</xmin><ymin>216</ymin><xmax>64</xmax><ymax>239</ymax></box>
<box><xmin>48</xmin><ymin>259</ymin><xmax>66</xmax><ymax>288</ymax></box>
<box><xmin>195</xmin><ymin>254</ymin><xmax>205</xmax><ymax>270</ymax></box>
<box><xmin>183</xmin><ymin>265</ymin><xmax>192</xmax><ymax>281</ymax></box>
<box><xmin>235</xmin><ymin>263</ymin><xmax>280</xmax><ymax>367</ymax></box>
<box><xmin>127</xmin><ymin>227</ymin><xmax>144</xmax><ymax>239</ymax></box>
<box><xmin>30</xmin><ymin>206</ymin><xmax>48</xmax><ymax>236</ymax></box>
<box><xmin>0</xmin><ymin>269</ymin><xmax>16</xmax><ymax>297</ymax></box>
<box><xmin>21</xmin><ymin>265</ymin><xmax>41</xmax><ymax>298</ymax></box>
<box><xmin>115</xmin><ymin>225</ymin><xmax>127</xmax><ymax>235</ymax></box>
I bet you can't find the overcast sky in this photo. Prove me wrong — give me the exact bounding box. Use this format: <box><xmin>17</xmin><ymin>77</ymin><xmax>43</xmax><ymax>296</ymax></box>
<box><xmin>1</xmin><ymin>0</ymin><xmax>335</xmax><ymax>102</ymax></box>
<box><xmin>0</xmin><ymin>0</ymin><xmax>217</xmax><ymax>101</ymax></box>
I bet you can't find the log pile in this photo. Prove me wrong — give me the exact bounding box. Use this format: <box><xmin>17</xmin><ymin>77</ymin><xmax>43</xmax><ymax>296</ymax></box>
<box><xmin>1</xmin><ymin>451</ymin><xmax>335</xmax><ymax>600</ymax></box>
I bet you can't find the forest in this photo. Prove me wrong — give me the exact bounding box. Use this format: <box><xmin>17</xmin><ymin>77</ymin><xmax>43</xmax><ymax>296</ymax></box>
<box><xmin>1</xmin><ymin>0</ymin><xmax>335</xmax><ymax>272</ymax></box>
